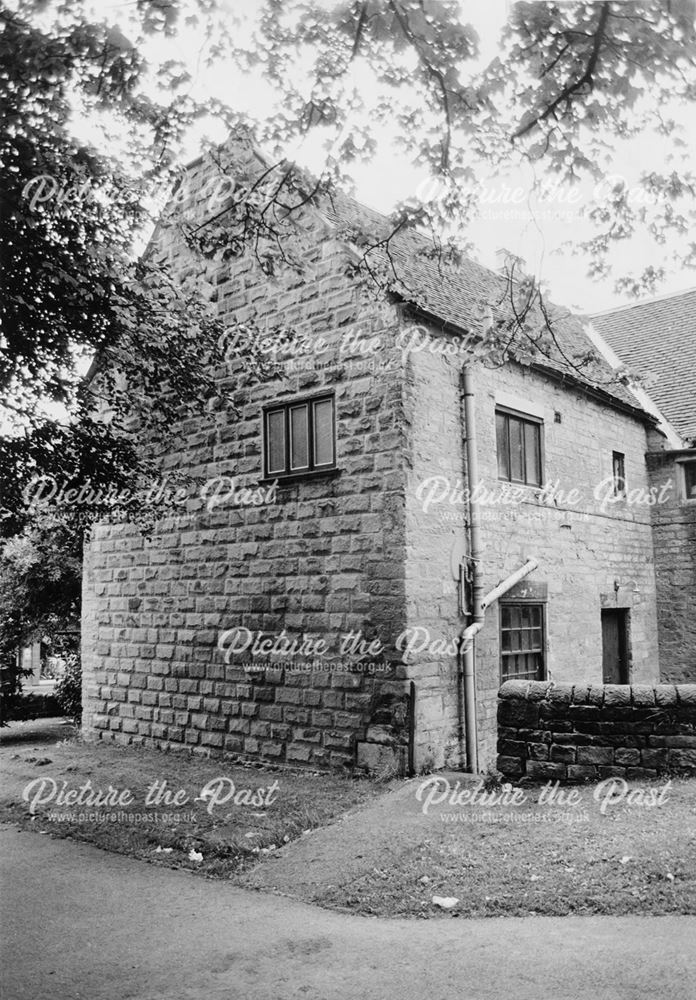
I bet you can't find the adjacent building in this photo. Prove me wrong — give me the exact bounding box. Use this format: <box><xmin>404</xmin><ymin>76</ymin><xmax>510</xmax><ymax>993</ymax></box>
<box><xmin>589</xmin><ymin>291</ymin><xmax>696</xmax><ymax>683</ymax></box>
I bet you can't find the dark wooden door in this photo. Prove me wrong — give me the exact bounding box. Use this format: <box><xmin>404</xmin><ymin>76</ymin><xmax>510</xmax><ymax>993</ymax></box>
<box><xmin>601</xmin><ymin>609</ymin><xmax>629</xmax><ymax>684</ymax></box>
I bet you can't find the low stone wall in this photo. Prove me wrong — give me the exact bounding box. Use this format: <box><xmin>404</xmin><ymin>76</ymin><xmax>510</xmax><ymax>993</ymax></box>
<box><xmin>497</xmin><ymin>680</ymin><xmax>696</xmax><ymax>782</ymax></box>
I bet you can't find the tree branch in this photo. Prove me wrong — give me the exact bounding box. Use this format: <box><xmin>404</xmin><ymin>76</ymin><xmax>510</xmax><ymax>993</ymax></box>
<box><xmin>513</xmin><ymin>1</ymin><xmax>612</xmax><ymax>140</ymax></box>
<box><xmin>387</xmin><ymin>0</ymin><xmax>453</xmax><ymax>172</ymax></box>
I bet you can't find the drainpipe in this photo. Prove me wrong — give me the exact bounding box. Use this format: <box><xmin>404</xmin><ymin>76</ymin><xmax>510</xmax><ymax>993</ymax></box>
<box><xmin>460</xmin><ymin>367</ymin><xmax>541</xmax><ymax>772</ymax></box>
<box><xmin>461</xmin><ymin>368</ymin><xmax>483</xmax><ymax>773</ymax></box>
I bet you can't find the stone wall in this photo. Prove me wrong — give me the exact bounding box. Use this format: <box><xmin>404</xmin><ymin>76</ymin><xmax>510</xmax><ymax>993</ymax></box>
<box><xmin>497</xmin><ymin>679</ymin><xmax>696</xmax><ymax>781</ymax></box>
<box><xmin>647</xmin><ymin>444</ymin><xmax>696</xmax><ymax>683</ymax></box>
<box><xmin>468</xmin><ymin>362</ymin><xmax>659</xmax><ymax>765</ymax></box>
<box><xmin>81</xmin><ymin>140</ymin><xmax>413</xmax><ymax>773</ymax></box>
<box><xmin>406</xmin><ymin>349</ymin><xmax>660</xmax><ymax>769</ymax></box>
<box><xmin>386</xmin><ymin>331</ymin><xmax>662</xmax><ymax>773</ymax></box>
<box><xmin>402</xmin><ymin>341</ymin><xmax>467</xmax><ymax>772</ymax></box>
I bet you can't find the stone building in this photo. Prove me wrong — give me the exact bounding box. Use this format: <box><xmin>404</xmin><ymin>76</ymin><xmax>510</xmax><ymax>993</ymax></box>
<box><xmin>81</xmin><ymin>136</ymin><xmax>688</xmax><ymax>773</ymax></box>
<box><xmin>589</xmin><ymin>291</ymin><xmax>696</xmax><ymax>684</ymax></box>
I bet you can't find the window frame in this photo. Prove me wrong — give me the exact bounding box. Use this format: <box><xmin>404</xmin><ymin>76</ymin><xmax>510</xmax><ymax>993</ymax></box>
<box><xmin>680</xmin><ymin>458</ymin><xmax>696</xmax><ymax>502</ymax></box>
<box><xmin>262</xmin><ymin>391</ymin><xmax>337</xmax><ymax>480</ymax></box>
<box><xmin>499</xmin><ymin>601</ymin><xmax>546</xmax><ymax>683</ymax></box>
<box><xmin>495</xmin><ymin>406</ymin><xmax>544</xmax><ymax>487</ymax></box>
<box><xmin>612</xmin><ymin>450</ymin><xmax>627</xmax><ymax>498</ymax></box>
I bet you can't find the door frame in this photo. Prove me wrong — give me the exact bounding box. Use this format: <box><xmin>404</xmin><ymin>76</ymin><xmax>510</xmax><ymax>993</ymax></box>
<box><xmin>600</xmin><ymin>607</ymin><xmax>631</xmax><ymax>684</ymax></box>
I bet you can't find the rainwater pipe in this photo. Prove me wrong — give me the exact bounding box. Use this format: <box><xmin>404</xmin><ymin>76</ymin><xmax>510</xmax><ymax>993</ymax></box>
<box><xmin>459</xmin><ymin>367</ymin><xmax>539</xmax><ymax>772</ymax></box>
<box><xmin>460</xmin><ymin>367</ymin><xmax>483</xmax><ymax>774</ymax></box>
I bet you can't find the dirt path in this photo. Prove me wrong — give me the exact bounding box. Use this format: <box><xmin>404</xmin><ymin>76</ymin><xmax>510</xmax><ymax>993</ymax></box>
<box><xmin>238</xmin><ymin>772</ymin><xmax>445</xmax><ymax>897</ymax></box>
<box><xmin>2</xmin><ymin>824</ymin><xmax>695</xmax><ymax>1000</ymax></box>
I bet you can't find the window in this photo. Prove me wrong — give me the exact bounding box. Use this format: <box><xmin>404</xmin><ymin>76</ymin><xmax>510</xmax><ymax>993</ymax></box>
<box><xmin>496</xmin><ymin>408</ymin><xmax>543</xmax><ymax>486</ymax></box>
<box><xmin>683</xmin><ymin>460</ymin><xmax>696</xmax><ymax>501</ymax></box>
<box><xmin>263</xmin><ymin>393</ymin><xmax>335</xmax><ymax>478</ymax></box>
<box><xmin>612</xmin><ymin>451</ymin><xmax>626</xmax><ymax>497</ymax></box>
<box><xmin>500</xmin><ymin>603</ymin><xmax>545</xmax><ymax>682</ymax></box>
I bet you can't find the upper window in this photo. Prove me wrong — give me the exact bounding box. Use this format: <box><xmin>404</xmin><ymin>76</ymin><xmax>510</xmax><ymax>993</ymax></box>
<box><xmin>612</xmin><ymin>451</ymin><xmax>627</xmax><ymax>497</ymax></box>
<box><xmin>496</xmin><ymin>408</ymin><xmax>543</xmax><ymax>486</ymax></box>
<box><xmin>263</xmin><ymin>393</ymin><xmax>336</xmax><ymax>478</ymax></box>
<box><xmin>683</xmin><ymin>460</ymin><xmax>696</xmax><ymax>501</ymax></box>
<box><xmin>500</xmin><ymin>603</ymin><xmax>545</xmax><ymax>682</ymax></box>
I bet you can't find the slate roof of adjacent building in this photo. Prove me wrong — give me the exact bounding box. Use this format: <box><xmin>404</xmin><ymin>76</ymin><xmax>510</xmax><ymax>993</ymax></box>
<box><xmin>590</xmin><ymin>289</ymin><xmax>696</xmax><ymax>444</ymax></box>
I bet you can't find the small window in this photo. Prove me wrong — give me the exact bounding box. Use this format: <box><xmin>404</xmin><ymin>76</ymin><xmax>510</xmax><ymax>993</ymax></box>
<box><xmin>496</xmin><ymin>408</ymin><xmax>543</xmax><ymax>486</ymax></box>
<box><xmin>612</xmin><ymin>451</ymin><xmax>626</xmax><ymax>497</ymax></box>
<box><xmin>263</xmin><ymin>394</ymin><xmax>336</xmax><ymax>478</ymax></box>
<box><xmin>683</xmin><ymin>460</ymin><xmax>696</xmax><ymax>501</ymax></box>
<box><xmin>500</xmin><ymin>603</ymin><xmax>545</xmax><ymax>682</ymax></box>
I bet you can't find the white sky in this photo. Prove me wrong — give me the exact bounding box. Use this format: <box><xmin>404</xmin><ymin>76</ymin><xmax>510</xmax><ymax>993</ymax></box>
<box><xmin>84</xmin><ymin>0</ymin><xmax>696</xmax><ymax>314</ymax></box>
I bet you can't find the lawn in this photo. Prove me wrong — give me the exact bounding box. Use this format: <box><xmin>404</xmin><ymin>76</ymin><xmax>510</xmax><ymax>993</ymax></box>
<box><xmin>0</xmin><ymin>719</ymin><xmax>382</xmax><ymax>879</ymax></box>
<box><xmin>2</xmin><ymin>721</ymin><xmax>696</xmax><ymax>918</ymax></box>
<box><xmin>308</xmin><ymin>772</ymin><xmax>696</xmax><ymax>918</ymax></box>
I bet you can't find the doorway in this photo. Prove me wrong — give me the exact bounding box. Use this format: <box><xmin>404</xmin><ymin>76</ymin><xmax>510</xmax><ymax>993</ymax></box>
<box><xmin>601</xmin><ymin>609</ymin><xmax>630</xmax><ymax>684</ymax></box>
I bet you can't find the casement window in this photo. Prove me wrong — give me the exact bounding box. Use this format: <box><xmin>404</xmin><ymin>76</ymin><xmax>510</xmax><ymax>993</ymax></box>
<box><xmin>495</xmin><ymin>407</ymin><xmax>543</xmax><ymax>486</ymax></box>
<box><xmin>263</xmin><ymin>393</ymin><xmax>336</xmax><ymax>478</ymax></box>
<box><xmin>612</xmin><ymin>451</ymin><xmax>627</xmax><ymax>497</ymax></box>
<box><xmin>682</xmin><ymin>460</ymin><xmax>696</xmax><ymax>501</ymax></box>
<box><xmin>500</xmin><ymin>603</ymin><xmax>545</xmax><ymax>682</ymax></box>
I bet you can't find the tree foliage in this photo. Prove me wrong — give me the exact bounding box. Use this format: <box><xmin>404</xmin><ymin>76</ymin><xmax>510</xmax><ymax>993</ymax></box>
<box><xmin>0</xmin><ymin>0</ymin><xmax>235</xmax><ymax>698</ymax></box>
<box><xmin>0</xmin><ymin>6</ymin><xmax>205</xmax><ymax>534</ymax></box>
<box><xmin>0</xmin><ymin>512</ymin><xmax>82</xmax><ymax>722</ymax></box>
<box><xmin>224</xmin><ymin>1</ymin><xmax>696</xmax><ymax>292</ymax></box>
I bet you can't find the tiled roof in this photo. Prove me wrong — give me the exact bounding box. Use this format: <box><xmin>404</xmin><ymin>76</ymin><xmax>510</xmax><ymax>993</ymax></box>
<box><xmin>323</xmin><ymin>193</ymin><xmax>648</xmax><ymax>418</ymax></box>
<box><xmin>179</xmin><ymin>135</ymin><xmax>651</xmax><ymax>424</ymax></box>
<box><xmin>590</xmin><ymin>289</ymin><xmax>696</xmax><ymax>444</ymax></box>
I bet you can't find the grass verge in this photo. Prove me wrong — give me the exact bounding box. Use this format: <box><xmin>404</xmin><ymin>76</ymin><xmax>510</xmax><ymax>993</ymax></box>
<box><xmin>310</xmin><ymin>772</ymin><xmax>696</xmax><ymax>917</ymax></box>
<box><xmin>3</xmin><ymin>723</ymin><xmax>695</xmax><ymax>919</ymax></box>
<box><xmin>0</xmin><ymin>719</ymin><xmax>381</xmax><ymax>878</ymax></box>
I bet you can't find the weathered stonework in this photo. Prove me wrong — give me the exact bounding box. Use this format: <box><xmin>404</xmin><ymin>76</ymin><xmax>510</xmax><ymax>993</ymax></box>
<box><xmin>646</xmin><ymin>443</ymin><xmax>696</xmax><ymax>683</ymax></box>
<box><xmin>81</xmin><ymin>143</ymin><xmax>413</xmax><ymax>773</ymax></box>
<box><xmin>497</xmin><ymin>680</ymin><xmax>696</xmax><ymax>780</ymax></box>
<box><xmin>403</xmin><ymin>341</ymin><xmax>660</xmax><ymax>769</ymax></box>
<box><xmin>81</xmin><ymin>136</ymin><xmax>676</xmax><ymax>775</ymax></box>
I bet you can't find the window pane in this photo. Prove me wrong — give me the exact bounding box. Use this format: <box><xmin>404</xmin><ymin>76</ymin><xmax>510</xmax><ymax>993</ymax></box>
<box><xmin>524</xmin><ymin>422</ymin><xmax>541</xmax><ymax>485</ymax></box>
<box><xmin>613</xmin><ymin>451</ymin><xmax>626</xmax><ymax>496</ymax></box>
<box><xmin>496</xmin><ymin>412</ymin><xmax>510</xmax><ymax>480</ymax></box>
<box><xmin>684</xmin><ymin>461</ymin><xmax>696</xmax><ymax>500</ymax></box>
<box><xmin>509</xmin><ymin>417</ymin><xmax>524</xmax><ymax>482</ymax></box>
<box><xmin>290</xmin><ymin>405</ymin><xmax>309</xmax><ymax>469</ymax></box>
<box><xmin>501</xmin><ymin>604</ymin><xmax>544</xmax><ymax>681</ymax></box>
<box><xmin>267</xmin><ymin>410</ymin><xmax>286</xmax><ymax>474</ymax></box>
<box><xmin>313</xmin><ymin>399</ymin><xmax>334</xmax><ymax>466</ymax></box>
